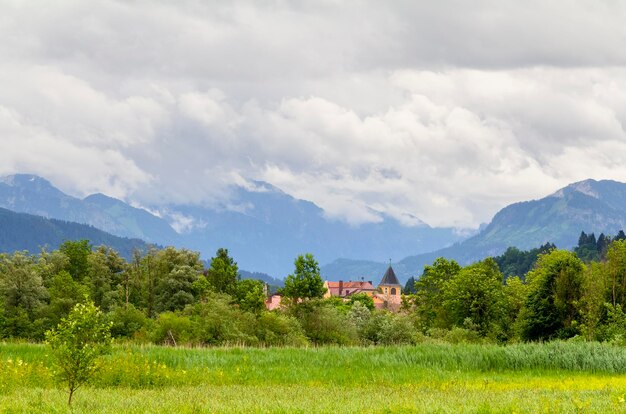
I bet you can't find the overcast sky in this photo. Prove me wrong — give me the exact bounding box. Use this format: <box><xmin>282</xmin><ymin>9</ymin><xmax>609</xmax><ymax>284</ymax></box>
<box><xmin>2</xmin><ymin>1</ymin><xmax>626</xmax><ymax>228</ymax></box>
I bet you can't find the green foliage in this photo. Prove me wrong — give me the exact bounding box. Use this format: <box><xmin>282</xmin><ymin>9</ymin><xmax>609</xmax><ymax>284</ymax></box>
<box><xmin>45</xmin><ymin>270</ymin><xmax>89</xmax><ymax>325</ymax></box>
<box><xmin>282</xmin><ymin>254</ymin><xmax>326</xmax><ymax>302</ymax></box>
<box><xmin>347</xmin><ymin>292</ymin><xmax>374</xmax><ymax>311</ymax></box>
<box><xmin>597</xmin><ymin>303</ymin><xmax>626</xmax><ymax>345</ymax></box>
<box><xmin>0</xmin><ymin>251</ymin><xmax>47</xmax><ymax>338</ymax></box>
<box><xmin>606</xmin><ymin>239</ymin><xmax>626</xmax><ymax>307</ymax></box>
<box><xmin>8</xmin><ymin>237</ymin><xmax>626</xmax><ymax>348</ymax></box>
<box><xmin>442</xmin><ymin>258</ymin><xmax>506</xmax><ymax>337</ymax></box>
<box><xmin>360</xmin><ymin>311</ymin><xmax>417</xmax><ymax>345</ymax></box>
<box><xmin>520</xmin><ymin>250</ymin><xmax>585</xmax><ymax>341</ymax></box>
<box><xmin>493</xmin><ymin>243</ymin><xmax>555</xmax><ymax>279</ymax></box>
<box><xmin>155</xmin><ymin>264</ymin><xmax>199</xmax><ymax>313</ymax></box>
<box><xmin>59</xmin><ymin>240</ymin><xmax>92</xmax><ymax>281</ymax></box>
<box><xmin>150</xmin><ymin>311</ymin><xmax>195</xmax><ymax>346</ymax></box>
<box><xmin>502</xmin><ymin>275</ymin><xmax>529</xmax><ymax>340</ymax></box>
<box><xmin>45</xmin><ymin>300</ymin><xmax>112</xmax><ymax>405</ymax></box>
<box><xmin>87</xmin><ymin>246</ymin><xmax>126</xmax><ymax>312</ymax></box>
<box><xmin>233</xmin><ymin>279</ymin><xmax>266</xmax><ymax>313</ymax></box>
<box><xmin>413</xmin><ymin>257</ymin><xmax>461</xmax><ymax>330</ymax></box>
<box><xmin>108</xmin><ymin>304</ymin><xmax>149</xmax><ymax>339</ymax></box>
<box><xmin>290</xmin><ymin>300</ymin><xmax>358</xmax><ymax>345</ymax></box>
<box><xmin>574</xmin><ymin>231</ymin><xmax>622</xmax><ymax>263</ymax></box>
<box><xmin>255</xmin><ymin>312</ymin><xmax>308</xmax><ymax>346</ymax></box>
<box><xmin>206</xmin><ymin>248</ymin><xmax>238</xmax><ymax>295</ymax></box>
<box><xmin>347</xmin><ymin>300</ymin><xmax>371</xmax><ymax>332</ymax></box>
<box><xmin>403</xmin><ymin>276</ymin><xmax>416</xmax><ymax>294</ymax></box>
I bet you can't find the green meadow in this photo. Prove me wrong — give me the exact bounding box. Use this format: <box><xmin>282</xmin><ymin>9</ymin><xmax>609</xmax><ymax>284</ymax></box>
<box><xmin>3</xmin><ymin>341</ymin><xmax>626</xmax><ymax>413</ymax></box>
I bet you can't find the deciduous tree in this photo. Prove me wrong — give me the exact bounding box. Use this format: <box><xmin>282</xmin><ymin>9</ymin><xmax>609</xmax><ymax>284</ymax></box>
<box><xmin>282</xmin><ymin>254</ymin><xmax>326</xmax><ymax>302</ymax></box>
<box><xmin>46</xmin><ymin>300</ymin><xmax>112</xmax><ymax>406</ymax></box>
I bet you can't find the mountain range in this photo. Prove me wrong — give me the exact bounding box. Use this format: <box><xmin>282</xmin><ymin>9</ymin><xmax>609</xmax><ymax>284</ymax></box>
<box><xmin>322</xmin><ymin>179</ymin><xmax>626</xmax><ymax>283</ymax></box>
<box><xmin>3</xmin><ymin>174</ymin><xmax>626</xmax><ymax>285</ymax></box>
<box><xmin>0</xmin><ymin>174</ymin><xmax>468</xmax><ymax>277</ymax></box>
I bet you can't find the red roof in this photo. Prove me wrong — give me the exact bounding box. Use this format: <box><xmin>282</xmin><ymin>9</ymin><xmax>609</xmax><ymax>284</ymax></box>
<box><xmin>325</xmin><ymin>281</ymin><xmax>377</xmax><ymax>297</ymax></box>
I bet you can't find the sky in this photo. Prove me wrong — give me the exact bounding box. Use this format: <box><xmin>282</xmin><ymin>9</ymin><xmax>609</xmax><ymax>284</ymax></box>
<box><xmin>2</xmin><ymin>0</ymin><xmax>626</xmax><ymax>229</ymax></box>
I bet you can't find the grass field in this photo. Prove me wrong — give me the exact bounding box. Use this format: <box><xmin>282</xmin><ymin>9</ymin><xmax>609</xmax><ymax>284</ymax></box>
<box><xmin>2</xmin><ymin>341</ymin><xmax>626</xmax><ymax>413</ymax></box>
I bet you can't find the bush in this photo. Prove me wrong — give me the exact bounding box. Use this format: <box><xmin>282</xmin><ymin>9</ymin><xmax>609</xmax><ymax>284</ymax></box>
<box><xmin>256</xmin><ymin>312</ymin><xmax>308</xmax><ymax>346</ymax></box>
<box><xmin>291</xmin><ymin>300</ymin><xmax>358</xmax><ymax>345</ymax></box>
<box><xmin>150</xmin><ymin>312</ymin><xmax>195</xmax><ymax>346</ymax></box>
<box><xmin>108</xmin><ymin>304</ymin><xmax>150</xmax><ymax>339</ymax></box>
<box><xmin>186</xmin><ymin>294</ymin><xmax>258</xmax><ymax>346</ymax></box>
<box><xmin>360</xmin><ymin>311</ymin><xmax>417</xmax><ymax>345</ymax></box>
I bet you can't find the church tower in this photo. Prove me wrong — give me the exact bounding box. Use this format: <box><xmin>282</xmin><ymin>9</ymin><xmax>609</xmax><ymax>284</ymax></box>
<box><xmin>378</xmin><ymin>264</ymin><xmax>402</xmax><ymax>306</ymax></box>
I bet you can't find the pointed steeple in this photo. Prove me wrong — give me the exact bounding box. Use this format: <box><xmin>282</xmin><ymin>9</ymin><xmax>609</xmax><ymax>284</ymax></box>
<box><xmin>380</xmin><ymin>265</ymin><xmax>400</xmax><ymax>286</ymax></box>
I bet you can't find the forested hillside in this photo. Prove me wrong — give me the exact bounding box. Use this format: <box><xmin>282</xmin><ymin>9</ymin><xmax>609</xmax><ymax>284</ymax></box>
<box><xmin>0</xmin><ymin>208</ymin><xmax>149</xmax><ymax>258</ymax></box>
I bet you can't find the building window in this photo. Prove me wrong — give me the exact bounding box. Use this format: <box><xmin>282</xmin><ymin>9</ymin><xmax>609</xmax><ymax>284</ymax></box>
<box><xmin>391</xmin><ymin>288</ymin><xmax>397</xmax><ymax>295</ymax></box>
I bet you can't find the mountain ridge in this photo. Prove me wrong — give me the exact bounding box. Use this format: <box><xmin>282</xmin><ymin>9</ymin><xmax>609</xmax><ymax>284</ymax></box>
<box><xmin>0</xmin><ymin>174</ymin><xmax>469</xmax><ymax>277</ymax></box>
<box><xmin>0</xmin><ymin>206</ymin><xmax>150</xmax><ymax>259</ymax></box>
<box><xmin>321</xmin><ymin>178</ymin><xmax>626</xmax><ymax>283</ymax></box>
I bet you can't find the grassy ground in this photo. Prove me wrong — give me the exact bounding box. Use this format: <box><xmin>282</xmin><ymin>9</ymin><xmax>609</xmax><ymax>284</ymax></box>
<box><xmin>2</xmin><ymin>342</ymin><xmax>626</xmax><ymax>413</ymax></box>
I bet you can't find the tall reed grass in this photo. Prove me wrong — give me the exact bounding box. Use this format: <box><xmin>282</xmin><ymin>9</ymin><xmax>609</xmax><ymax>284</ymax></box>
<box><xmin>3</xmin><ymin>340</ymin><xmax>626</xmax><ymax>392</ymax></box>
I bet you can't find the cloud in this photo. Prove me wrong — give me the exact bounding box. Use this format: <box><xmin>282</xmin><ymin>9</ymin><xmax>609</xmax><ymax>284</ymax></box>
<box><xmin>1</xmin><ymin>1</ymin><xmax>626</xmax><ymax>228</ymax></box>
<box><xmin>0</xmin><ymin>106</ymin><xmax>151</xmax><ymax>198</ymax></box>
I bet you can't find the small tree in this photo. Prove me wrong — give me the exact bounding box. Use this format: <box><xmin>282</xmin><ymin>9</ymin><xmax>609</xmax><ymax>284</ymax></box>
<box><xmin>45</xmin><ymin>300</ymin><xmax>112</xmax><ymax>406</ymax></box>
<box><xmin>206</xmin><ymin>248</ymin><xmax>239</xmax><ymax>295</ymax></box>
<box><xmin>282</xmin><ymin>254</ymin><xmax>326</xmax><ymax>303</ymax></box>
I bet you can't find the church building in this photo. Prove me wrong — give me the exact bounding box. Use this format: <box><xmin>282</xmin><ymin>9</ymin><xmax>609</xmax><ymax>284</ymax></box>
<box><xmin>377</xmin><ymin>265</ymin><xmax>402</xmax><ymax>308</ymax></box>
<box><xmin>323</xmin><ymin>264</ymin><xmax>403</xmax><ymax>310</ymax></box>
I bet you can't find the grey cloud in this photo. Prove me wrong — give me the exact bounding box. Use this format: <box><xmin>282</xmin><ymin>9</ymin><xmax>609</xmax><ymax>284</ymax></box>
<box><xmin>1</xmin><ymin>1</ymin><xmax>626</xmax><ymax>229</ymax></box>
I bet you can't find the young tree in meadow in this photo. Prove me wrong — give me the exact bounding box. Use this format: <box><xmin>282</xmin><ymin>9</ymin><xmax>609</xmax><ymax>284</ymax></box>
<box><xmin>206</xmin><ymin>248</ymin><xmax>239</xmax><ymax>295</ymax></box>
<box><xmin>46</xmin><ymin>300</ymin><xmax>112</xmax><ymax>406</ymax></box>
<box><xmin>282</xmin><ymin>254</ymin><xmax>326</xmax><ymax>303</ymax></box>
<box><xmin>520</xmin><ymin>249</ymin><xmax>585</xmax><ymax>341</ymax></box>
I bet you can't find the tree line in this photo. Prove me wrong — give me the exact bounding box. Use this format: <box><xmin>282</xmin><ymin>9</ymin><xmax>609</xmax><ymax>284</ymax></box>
<box><xmin>4</xmin><ymin>231</ymin><xmax>626</xmax><ymax>346</ymax></box>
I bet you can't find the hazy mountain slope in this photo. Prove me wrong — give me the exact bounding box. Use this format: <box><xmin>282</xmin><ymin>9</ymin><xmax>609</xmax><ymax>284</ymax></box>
<box><xmin>322</xmin><ymin>179</ymin><xmax>626</xmax><ymax>283</ymax></box>
<box><xmin>0</xmin><ymin>207</ymin><xmax>149</xmax><ymax>258</ymax></box>
<box><xmin>0</xmin><ymin>174</ymin><xmax>178</xmax><ymax>243</ymax></box>
<box><xmin>0</xmin><ymin>175</ymin><xmax>468</xmax><ymax>278</ymax></box>
<box><xmin>165</xmin><ymin>182</ymin><xmax>468</xmax><ymax>277</ymax></box>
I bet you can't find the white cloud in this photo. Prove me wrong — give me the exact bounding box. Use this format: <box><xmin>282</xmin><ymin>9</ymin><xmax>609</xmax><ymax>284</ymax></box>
<box><xmin>1</xmin><ymin>1</ymin><xmax>626</xmax><ymax>228</ymax></box>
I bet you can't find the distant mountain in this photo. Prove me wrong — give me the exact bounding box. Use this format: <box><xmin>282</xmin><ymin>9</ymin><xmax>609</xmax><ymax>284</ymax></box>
<box><xmin>160</xmin><ymin>181</ymin><xmax>470</xmax><ymax>277</ymax></box>
<box><xmin>0</xmin><ymin>174</ymin><xmax>469</xmax><ymax>277</ymax></box>
<box><xmin>322</xmin><ymin>179</ymin><xmax>626</xmax><ymax>283</ymax></box>
<box><xmin>0</xmin><ymin>207</ymin><xmax>149</xmax><ymax>258</ymax></box>
<box><xmin>0</xmin><ymin>174</ymin><xmax>179</xmax><ymax>243</ymax></box>
<box><xmin>238</xmin><ymin>270</ymin><xmax>284</xmax><ymax>288</ymax></box>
